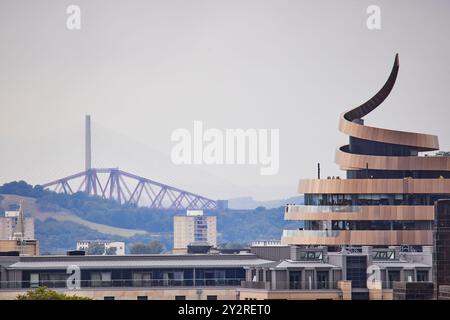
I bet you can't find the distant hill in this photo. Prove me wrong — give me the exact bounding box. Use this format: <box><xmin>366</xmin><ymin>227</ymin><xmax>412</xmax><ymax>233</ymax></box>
<box><xmin>0</xmin><ymin>194</ymin><xmax>148</xmax><ymax>237</ymax></box>
<box><xmin>0</xmin><ymin>193</ymin><xmax>165</xmax><ymax>253</ymax></box>
<box><xmin>227</xmin><ymin>195</ymin><xmax>304</xmax><ymax>210</ymax></box>
<box><xmin>0</xmin><ymin>181</ymin><xmax>301</xmax><ymax>253</ymax></box>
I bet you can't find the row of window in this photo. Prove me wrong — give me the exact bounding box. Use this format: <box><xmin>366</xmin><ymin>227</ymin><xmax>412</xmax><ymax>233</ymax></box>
<box><xmin>26</xmin><ymin>269</ymin><xmax>244</xmax><ymax>289</ymax></box>
<box><xmin>305</xmin><ymin>194</ymin><xmax>450</xmax><ymax>206</ymax></box>
<box><xmin>303</xmin><ymin>220</ymin><xmax>433</xmax><ymax>231</ymax></box>
<box><xmin>348</xmin><ymin>137</ymin><xmax>419</xmax><ymax>157</ymax></box>
<box><xmin>347</xmin><ymin>169</ymin><xmax>450</xmax><ymax>179</ymax></box>
<box><xmin>103</xmin><ymin>295</ymin><xmax>218</xmax><ymax>300</ymax></box>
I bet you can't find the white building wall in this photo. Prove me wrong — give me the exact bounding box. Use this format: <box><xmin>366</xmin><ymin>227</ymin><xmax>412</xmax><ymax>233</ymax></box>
<box><xmin>24</xmin><ymin>218</ymin><xmax>34</xmax><ymax>240</ymax></box>
<box><xmin>0</xmin><ymin>217</ymin><xmax>13</xmax><ymax>240</ymax></box>
<box><xmin>0</xmin><ymin>216</ymin><xmax>35</xmax><ymax>240</ymax></box>
<box><xmin>76</xmin><ymin>240</ymin><xmax>125</xmax><ymax>255</ymax></box>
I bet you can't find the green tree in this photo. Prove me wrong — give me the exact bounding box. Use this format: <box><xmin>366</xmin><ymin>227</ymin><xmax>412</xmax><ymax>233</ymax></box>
<box><xmin>130</xmin><ymin>240</ymin><xmax>164</xmax><ymax>254</ymax></box>
<box><xmin>86</xmin><ymin>242</ymin><xmax>106</xmax><ymax>255</ymax></box>
<box><xmin>219</xmin><ymin>242</ymin><xmax>248</xmax><ymax>249</ymax></box>
<box><xmin>17</xmin><ymin>287</ymin><xmax>91</xmax><ymax>300</ymax></box>
<box><xmin>130</xmin><ymin>243</ymin><xmax>148</xmax><ymax>254</ymax></box>
<box><xmin>147</xmin><ymin>240</ymin><xmax>164</xmax><ymax>253</ymax></box>
<box><xmin>105</xmin><ymin>246</ymin><xmax>117</xmax><ymax>255</ymax></box>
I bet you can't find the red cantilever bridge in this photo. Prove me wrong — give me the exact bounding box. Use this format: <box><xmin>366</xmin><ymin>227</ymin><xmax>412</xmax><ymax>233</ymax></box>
<box><xmin>40</xmin><ymin>116</ymin><xmax>218</xmax><ymax>210</ymax></box>
<box><xmin>41</xmin><ymin>167</ymin><xmax>217</xmax><ymax>210</ymax></box>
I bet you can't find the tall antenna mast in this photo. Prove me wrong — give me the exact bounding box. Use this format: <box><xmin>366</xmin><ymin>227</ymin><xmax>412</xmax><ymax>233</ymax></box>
<box><xmin>85</xmin><ymin>115</ymin><xmax>92</xmax><ymax>170</ymax></box>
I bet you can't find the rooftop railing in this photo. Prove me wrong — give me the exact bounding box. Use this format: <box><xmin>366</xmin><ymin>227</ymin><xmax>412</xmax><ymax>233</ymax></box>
<box><xmin>240</xmin><ymin>280</ymin><xmax>339</xmax><ymax>291</ymax></box>
<box><xmin>282</xmin><ymin>230</ymin><xmax>341</xmax><ymax>238</ymax></box>
<box><xmin>286</xmin><ymin>205</ymin><xmax>361</xmax><ymax>213</ymax></box>
<box><xmin>0</xmin><ymin>278</ymin><xmax>244</xmax><ymax>290</ymax></box>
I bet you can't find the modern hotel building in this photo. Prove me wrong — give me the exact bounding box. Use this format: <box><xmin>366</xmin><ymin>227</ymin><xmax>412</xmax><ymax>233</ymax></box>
<box><xmin>238</xmin><ymin>54</ymin><xmax>450</xmax><ymax>300</ymax></box>
<box><xmin>283</xmin><ymin>54</ymin><xmax>450</xmax><ymax>248</ymax></box>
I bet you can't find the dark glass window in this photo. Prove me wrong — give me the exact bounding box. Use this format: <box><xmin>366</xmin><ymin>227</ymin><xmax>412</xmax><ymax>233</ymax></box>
<box><xmin>316</xmin><ymin>271</ymin><xmax>329</xmax><ymax>289</ymax></box>
<box><xmin>346</xmin><ymin>256</ymin><xmax>367</xmax><ymax>288</ymax></box>
<box><xmin>416</xmin><ymin>270</ymin><xmax>429</xmax><ymax>282</ymax></box>
<box><xmin>326</xmin><ymin>220</ymin><xmax>432</xmax><ymax>231</ymax></box>
<box><xmin>347</xmin><ymin>169</ymin><xmax>450</xmax><ymax>179</ymax></box>
<box><xmin>175</xmin><ymin>296</ymin><xmax>186</xmax><ymax>300</ymax></box>
<box><xmin>305</xmin><ymin>193</ymin><xmax>450</xmax><ymax>206</ymax></box>
<box><xmin>348</xmin><ymin>137</ymin><xmax>419</xmax><ymax>157</ymax></box>
<box><xmin>38</xmin><ymin>273</ymin><xmax>67</xmax><ymax>288</ymax></box>
<box><xmin>388</xmin><ymin>270</ymin><xmax>401</xmax><ymax>288</ymax></box>
<box><xmin>289</xmin><ymin>271</ymin><xmax>302</xmax><ymax>289</ymax></box>
<box><xmin>351</xmin><ymin>292</ymin><xmax>369</xmax><ymax>300</ymax></box>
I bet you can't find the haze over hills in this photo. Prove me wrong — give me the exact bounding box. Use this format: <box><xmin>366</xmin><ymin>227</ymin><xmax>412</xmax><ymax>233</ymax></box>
<box><xmin>228</xmin><ymin>195</ymin><xmax>304</xmax><ymax>210</ymax></box>
<box><xmin>0</xmin><ymin>181</ymin><xmax>299</xmax><ymax>254</ymax></box>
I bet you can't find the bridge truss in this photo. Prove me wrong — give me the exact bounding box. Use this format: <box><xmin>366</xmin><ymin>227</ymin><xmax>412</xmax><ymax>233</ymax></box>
<box><xmin>41</xmin><ymin>168</ymin><xmax>217</xmax><ymax>210</ymax></box>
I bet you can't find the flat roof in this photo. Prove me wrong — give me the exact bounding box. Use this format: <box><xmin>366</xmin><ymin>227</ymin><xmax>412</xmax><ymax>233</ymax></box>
<box><xmin>372</xmin><ymin>261</ymin><xmax>430</xmax><ymax>269</ymax></box>
<box><xmin>246</xmin><ymin>259</ymin><xmax>338</xmax><ymax>269</ymax></box>
<box><xmin>7</xmin><ymin>254</ymin><xmax>273</xmax><ymax>270</ymax></box>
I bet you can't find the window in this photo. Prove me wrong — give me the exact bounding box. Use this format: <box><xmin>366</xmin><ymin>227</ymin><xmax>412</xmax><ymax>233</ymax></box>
<box><xmin>137</xmin><ymin>296</ymin><xmax>148</xmax><ymax>300</ymax></box>
<box><xmin>346</xmin><ymin>256</ymin><xmax>367</xmax><ymax>288</ymax></box>
<box><xmin>316</xmin><ymin>271</ymin><xmax>329</xmax><ymax>289</ymax></box>
<box><xmin>163</xmin><ymin>271</ymin><xmax>184</xmax><ymax>286</ymax></box>
<box><xmin>104</xmin><ymin>296</ymin><xmax>115</xmax><ymax>300</ymax></box>
<box><xmin>289</xmin><ymin>271</ymin><xmax>301</xmax><ymax>289</ymax></box>
<box><xmin>417</xmin><ymin>270</ymin><xmax>429</xmax><ymax>282</ymax></box>
<box><xmin>175</xmin><ymin>295</ymin><xmax>186</xmax><ymax>300</ymax></box>
<box><xmin>207</xmin><ymin>295</ymin><xmax>217</xmax><ymax>300</ymax></box>
<box><xmin>204</xmin><ymin>270</ymin><xmax>226</xmax><ymax>286</ymax></box>
<box><xmin>352</xmin><ymin>292</ymin><xmax>369</xmax><ymax>300</ymax></box>
<box><xmin>90</xmin><ymin>272</ymin><xmax>112</xmax><ymax>287</ymax></box>
<box><xmin>388</xmin><ymin>270</ymin><xmax>401</xmax><ymax>288</ymax></box>
<box><xmin>38</xmin><ymin>273</ymin><xmax>67</xmax><ymax>288</ymax></box>
<box><xmin>30</xmin><ymin>273</ymin><xmax>39</xmax><ymax>288</ymax></box>
<box><xmin>298</xmin><ymin>251</ymin><xmax>323</xmax><ymax>260</ymax></box>
<box><xmin>373</xmin><ymin>250</ymin><xmax>395</xmax><ymax>260</ymax></box>
<box><xmin>132</xmin><ymin>272</ymin><xmax>152</xmax><ymax>287</ymax></box>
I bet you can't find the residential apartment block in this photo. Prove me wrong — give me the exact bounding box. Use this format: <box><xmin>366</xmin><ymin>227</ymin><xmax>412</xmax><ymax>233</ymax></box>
<box><xmin>0</xmin><ymin>206</ymin><xmax>34</xmax><ymax>241</ymax></box>
<box><xmin>173</xmin><ymin>210</ymin><xmax>217</xmax><ymax>254</ymax></box>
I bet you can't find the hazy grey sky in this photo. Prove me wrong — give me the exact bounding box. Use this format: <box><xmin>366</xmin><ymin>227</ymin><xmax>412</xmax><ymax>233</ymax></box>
<box><xmin>1</xmin><ymin>0</ymin><xmax>450</xmax><ymax>200</ymax></box>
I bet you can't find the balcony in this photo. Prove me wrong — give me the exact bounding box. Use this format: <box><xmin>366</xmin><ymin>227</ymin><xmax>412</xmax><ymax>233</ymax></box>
<box><xmin>286</xmin><ymin>205</ymin><xmax>361</xmax><ymax>213</ymax></box>
<box><xmin>240</xmin><ymin>281</ymin><xmax>338</xmax><ymax>291</ymax></box>
<box><xmin>281</xmin><ymin>229</ymin><xmax>433</xmax><ymax>246</ymax></box>
<box><xmin>285</xmin><ymin>205</ymin><xmax>434</xmax><ymax>221</ymax></box>
<box><xmin>0</xmin><ymin>278</ymin><xmax>244</xmax><ymax>290</ymax></box>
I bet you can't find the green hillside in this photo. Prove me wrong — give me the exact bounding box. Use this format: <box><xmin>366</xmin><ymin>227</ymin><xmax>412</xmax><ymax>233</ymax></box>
<box><xmin>0</xmin><ymin>181</ymin><xmax>300</xmax><ymax>253</ymax></box>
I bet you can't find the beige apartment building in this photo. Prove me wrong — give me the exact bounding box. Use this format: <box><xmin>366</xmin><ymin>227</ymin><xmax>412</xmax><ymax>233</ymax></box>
<box><xmin>0</xmin><ymin>204</ymin><xmax>38</xmax><ymax>256</ymax></box>
<box><xmin>173</xmin><ymin>210</ymin><xmax>217</xmax><ymax>254</ymax></box>
<box><xmin>0</xmin><ymin>207</ymin><xmax>34</xmax><ymax>241</ymax></box>
<box><xmin>0</xmin><ymin>240</ymin><xmax>39</xmax><ymax>256</ymax></box>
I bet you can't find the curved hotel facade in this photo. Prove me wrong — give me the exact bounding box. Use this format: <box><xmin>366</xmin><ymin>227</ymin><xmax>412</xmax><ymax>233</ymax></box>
<box><xmin>283</xmin><ymin>54</ymin><xmax>450</xmax><ymax>249</ymax></box>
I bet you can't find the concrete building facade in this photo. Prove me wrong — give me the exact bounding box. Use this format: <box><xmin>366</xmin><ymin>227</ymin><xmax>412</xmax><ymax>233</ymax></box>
<box><xmin>173</xmin><ymin>210</ymin><xmax>217</xmax><ymax>254</ymax></box>
<box><xmin>0</xmin><ymin>209</ymin><xmax>34</xmax><ymax>241</ymax></box>
<box><xmin>76</xmin><ymin>240</ymin><xmax>125</xmax><ymax>255</ymax></box>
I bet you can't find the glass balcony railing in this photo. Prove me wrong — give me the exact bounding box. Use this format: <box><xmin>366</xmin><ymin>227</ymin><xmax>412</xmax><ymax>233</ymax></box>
<box><xmin>286</xmin><ymin>205</ymin><xmax>361</xmax><ymax>213</ymax></box>
<box><xmin>0</xmin><ymin>278</ymin><xmax>245</xmax><ymax>290</ymax></box>
<box><xmin>240</xmin><ymin>280</ymin><xmax>339</xmax><ymax>291</ymax></box>
<box><xmin>282</xmin><ymin>230</ymin><xmax>341</xmax><ymax>238</ymax></box>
